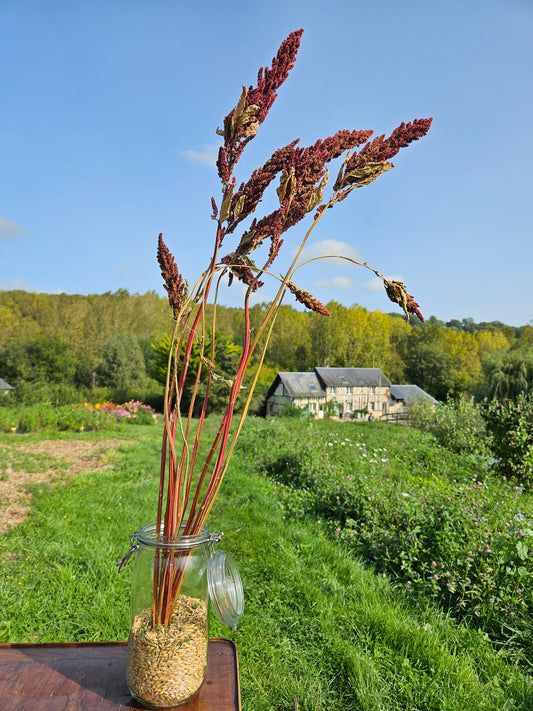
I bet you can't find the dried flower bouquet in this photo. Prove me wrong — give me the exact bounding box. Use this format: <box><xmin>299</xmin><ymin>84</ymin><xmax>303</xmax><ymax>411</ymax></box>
<box><xmin>152</xmin><ymin>28</ymin><xmax>431</xmax><ymax>628</ymax></box>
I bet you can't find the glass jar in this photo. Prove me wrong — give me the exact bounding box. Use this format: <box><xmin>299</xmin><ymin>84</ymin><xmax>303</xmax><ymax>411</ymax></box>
<box><xmin>119</xmin><ymin>523</ymin><xmax>243</xmax><ymax>709</ymax></box>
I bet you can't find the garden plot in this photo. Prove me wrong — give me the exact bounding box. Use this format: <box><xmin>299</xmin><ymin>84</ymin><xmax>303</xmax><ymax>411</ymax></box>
<box><xmin>0</xmin><ymin>439</ymin><xmax>123</xmax><ymax>532</ymax></box>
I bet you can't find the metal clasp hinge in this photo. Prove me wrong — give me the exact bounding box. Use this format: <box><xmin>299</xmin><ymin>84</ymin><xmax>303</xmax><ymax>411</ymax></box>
<box><xmin>117</xmin><ymin>531</ymin><xmax>140</xmax><ymax>573</ymax></box>
<box><xmin>208</xmin><ymin>531</ymin><xmax>224</xmax><ymax>555</ymax></box>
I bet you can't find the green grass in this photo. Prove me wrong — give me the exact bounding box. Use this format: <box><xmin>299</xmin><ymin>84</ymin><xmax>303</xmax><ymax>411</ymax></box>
<box><xmin>237</xmin><ymin>417</ymin><xmax>533</xmax><ymax>664</ymax></box>
<box><xmin>0</xmin><ymin>420</ymin><xmax>532</xmax><ymax>710</ymax></box>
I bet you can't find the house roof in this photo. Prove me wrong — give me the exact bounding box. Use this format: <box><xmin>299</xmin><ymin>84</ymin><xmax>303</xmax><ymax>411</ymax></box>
<box><xmin>0</xmin><ymin>377</ymin><xmax>13</xmax><ymax>391</ymax></box>
<box><xmin>390</xmin><ymin>384</ymin><xmax>438</xmax><ymax>405</ymax></box>
<box><xmin>315</xmin><ymin>367</ymin><xmax>391</xmax><ymax>388</ymax></box>
<box><xmin>275</xmin><ymin>372</ymin><xmax>326</xmax><ymax>398</ymax></box>
<box><xmin>267</xmin><ymin>367</ymin><xmax>392</xmax><ymax>400</ymax></box>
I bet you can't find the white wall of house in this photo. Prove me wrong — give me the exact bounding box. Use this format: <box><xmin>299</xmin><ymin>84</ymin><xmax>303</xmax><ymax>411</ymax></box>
<box><xmin>329</xmin><ymin>385</ymin><xmax>390</xmax><ymax>418</ymax></box>
<box><xmin>266</xmin><ymin>381</ymin><xmax>391</xmax><ymax>420</ymax></box>
<box><xmin>266</xmin><ymin>383</ymin><xmax>326</xmax><ymax>417</ymax></box>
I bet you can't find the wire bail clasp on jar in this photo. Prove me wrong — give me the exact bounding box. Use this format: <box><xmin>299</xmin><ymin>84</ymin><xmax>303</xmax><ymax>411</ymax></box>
<box><xmin>208</xmin><ymin>531</ymin><xmax>224</xmax><ymax>555</ymax></box>
<box><xmin>117</xmin><ymin>530</ymin><xmax>140</xmax><ymax>573</ymax></box>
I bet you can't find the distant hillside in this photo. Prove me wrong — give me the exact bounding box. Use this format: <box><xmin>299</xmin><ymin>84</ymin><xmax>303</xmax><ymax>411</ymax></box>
<box><xmin>1</xmin><ymin>289</ymin><xmax>530</xmax><ymax>401</ymax></box>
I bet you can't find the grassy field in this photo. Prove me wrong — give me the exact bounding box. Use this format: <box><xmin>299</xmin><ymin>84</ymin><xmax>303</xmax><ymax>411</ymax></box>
<box><xmin>1</xmin><ymin>417</ymin><xmax>532</xmax><ymax>710</ymax></box>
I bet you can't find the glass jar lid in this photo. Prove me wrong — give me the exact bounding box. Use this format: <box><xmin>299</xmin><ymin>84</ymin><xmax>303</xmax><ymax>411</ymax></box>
<box><xmin>207</xmin><ymin>550</ymin><xmax>244</xmax><ymax>629</ymax></box>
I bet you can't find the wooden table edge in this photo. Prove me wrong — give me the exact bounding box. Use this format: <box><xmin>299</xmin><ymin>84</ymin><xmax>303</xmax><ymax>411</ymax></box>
<box><xmin>0</xmin><ymin>637</ymin><xmax>241</xmax><ymax>710</ymax></box>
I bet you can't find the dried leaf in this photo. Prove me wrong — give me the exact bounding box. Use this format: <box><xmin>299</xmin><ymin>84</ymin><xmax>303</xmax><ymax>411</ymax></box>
<box><xmin>306</xmin><ymin>169</ymin><xmax>329</xmax><ymax>213</ymax></box>
<box><xmin>231</xmin><ymin>86</ymin><xmax>248</xmax><ymax>136</ymax></box>
<box><xmin>211</xmin><ymin>370</ymin><xmax>237</xmax><ymax>389</ymax></box>
<box><xmin>242</xmin><ymin>255</ymin><xmax>259</xmax><ymax>270</ymax></box>
<box><xmin>219</xmin><ymin>184</ymin><xmax>235</xmax><ymax>224</ymax></box>
<box><xmin>384</xmin><ymin>278</ymin><xmax>424</xmax><ymax>321</ymax></box>
<box><xmin>238</xmin><ymin>229</ymin><xmax>257</xmax><ymax>255</ymax></box>
<box><xmin>384</xmin><ymin>279</ymin><xmax>408</xmax><ymax>317</ymax></box>
<box><xmin>343</xmin><ymin>161</ymin><xmax>392</xmax><ymax>189</ymax></box>
<box><xmin>237</xmin><ymin>105</ymin><xmax>260</xmax><ymax>133</ymax></box>
<box><xmin>229</xmin><ymin>86</ymin><xmax>260</xmax><ymax>139</ymax></box>
<box><xmin>243</xmin><ymin>118</ymin><xmax>260</xmax><ymax>137</ymax></box>
<box><xmin>233</xmin><ymin>194</ymin><xmax>246</xmax><ymax>220</ymax></box>
<box><xmin>276</xmin><ymin>168</ymin><xmax>296</xmax><ymax>204</ymax></box>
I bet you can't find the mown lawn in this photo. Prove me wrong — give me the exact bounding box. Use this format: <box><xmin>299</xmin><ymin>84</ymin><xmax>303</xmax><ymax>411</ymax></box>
<box><xmin>0</xmin><ymin>417</ymin><xmax>532</xmax><ymax>710</ymax></box>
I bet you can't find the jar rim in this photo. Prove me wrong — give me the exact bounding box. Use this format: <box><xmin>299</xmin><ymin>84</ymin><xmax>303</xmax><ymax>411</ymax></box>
<box><xmin>137</xmin><ymin>523</ymin><xmax>211</xmax><ymax>549</ymax></box>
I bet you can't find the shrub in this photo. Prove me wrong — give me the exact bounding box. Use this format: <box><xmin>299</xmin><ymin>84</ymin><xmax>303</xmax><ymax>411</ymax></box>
<box><xmin>482</xmin><ymin>393</ymin><xmax>533</xmax><ymax>483</ymax></box>
<box><xmin>6</xmin><ymin>381</ymin><xmax>93</xmax><ymax>407</ymax></box>
<box><xmin>411</xmin><ymin>395</ymin><xmax>492</xmax><ymax>460</ymax></box>
<box><xmin>96</xmin><ymin>333</ymin><xmax>147</xmax><ymax>392</ymax></box>
<box><xmin>282</xmin><ymin>403</ymin><xmax>312</xmax><ymax>420</ymax></box>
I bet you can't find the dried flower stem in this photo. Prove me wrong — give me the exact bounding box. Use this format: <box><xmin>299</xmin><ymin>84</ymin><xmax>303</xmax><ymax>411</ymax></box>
<box><xmin>150</xmin><ymin>29</ymin><xmax>432</xmax><ymax>626</ymax></box>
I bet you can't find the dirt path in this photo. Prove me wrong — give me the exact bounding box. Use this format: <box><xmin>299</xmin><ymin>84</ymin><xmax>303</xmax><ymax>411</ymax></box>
<box><xmin>0</xmin><ymin>438</ymin><xmax>124</xmax><ymax>533</ymax></box>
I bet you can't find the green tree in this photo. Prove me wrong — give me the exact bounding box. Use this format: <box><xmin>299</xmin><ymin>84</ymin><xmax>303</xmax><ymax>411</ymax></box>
<box><xmin>0</xmin><ymin>335</ymin><xmax>77</xmax><ymax>385</ymax></box>
<box><xmin>398</xmin><ymin>324</ymin><xmax>454</xmax><ymax>399</ymax></box>
<box><xmin>480</xmin><ymin>346</ymin><xmax>533</xmax><ymax>401</ymax></box>
<box><xmin>405</xmin><ymin>342</ymin><xmax>454</xmax><ymax>400</ymax></box>
<box><xmin>264</xmin><ymin>305</ymin><xmax>312</xmax><ymax>371</ymax></box>
<box><xmin>96</xmin><ymin>333</ymin><xmax>147</xmax><ymax>392</ymax></box>
<box><xmin>441</xmin><ymin>329</ymin><xmax>481</xmax><ymax>394</ymax></box>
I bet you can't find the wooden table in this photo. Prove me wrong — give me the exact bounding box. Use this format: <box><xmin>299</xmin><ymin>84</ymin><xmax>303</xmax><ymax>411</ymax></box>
<box><xmin>0</xmin><ymin>638</ymin><xmax>241</xmax><ymax>710</ymax></box>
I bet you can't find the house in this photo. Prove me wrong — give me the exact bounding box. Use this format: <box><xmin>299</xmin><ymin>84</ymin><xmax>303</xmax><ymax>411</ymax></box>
<box><xmin>0</xmin><ymin>377</ymin><xmax>13</xmax><ymax>395</ymax></box>
<box><xmin>389</xmin><ymin>384</ymin><xmax>438</xmax><ymax>409</ymax></box>
<box><xmin>265</xmin><ymin>367</ymin><xmax>392</xmax><ymax>420</ymax></box>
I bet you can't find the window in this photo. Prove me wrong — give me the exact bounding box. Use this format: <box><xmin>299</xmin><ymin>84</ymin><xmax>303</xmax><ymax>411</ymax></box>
<box><xmin>330</xmin><ymin>386</ymin><xmax>336</xmax><ymax>395</ymax></box>
<box><xmin>369</xmin><ymin>402</ymin><xmax>375</xmax><ymax>411</ymax></box>
<box><xmin>309</xmin><ymin>402</ymin><xmax>316</xmax><ymax>412</ymax></box>
<box><xmin>346</xmin><ymin>386</ymin><xmax>352</xmax><ymax>394</ymax></box>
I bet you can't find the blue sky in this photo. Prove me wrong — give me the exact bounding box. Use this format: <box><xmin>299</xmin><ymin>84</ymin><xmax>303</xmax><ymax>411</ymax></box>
<box><xmin>1</xmin><ymin>0</ymin><xmax>532</xmax><ymax>327</ymax></box>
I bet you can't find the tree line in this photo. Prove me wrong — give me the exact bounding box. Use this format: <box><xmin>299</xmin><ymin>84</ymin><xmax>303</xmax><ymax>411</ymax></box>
<box><xmin>0</xmin><ymin>289</ymin><xmax>532</xmax><ymax>406</ymax></box>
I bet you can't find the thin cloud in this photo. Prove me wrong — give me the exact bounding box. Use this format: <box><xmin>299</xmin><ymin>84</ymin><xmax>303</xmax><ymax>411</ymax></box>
<box><xmin>314</xmin><ymin>275</ymin><xmax>354</xmax><ymax>290</ymax></box>
<box><xmin>0</xmin><ymin>217</ymin><xmax>26</xmax><ymax>241</ymax></box>
<box><xmin>0</xmin><ymin>277</ymin><xmax>64</xmax><ymax>294</ymax></box>
<box><xmin>116</xmin><ymin>265</ymin><xmax>135</xmax><ymax>276</ymax></box>
<box><xmin>363</xmin><ymin>275</ymin><xmax>403</xmax><ymax>292</ymax></box>
<box><xmin>299</xmin><ymin>239</ymin><xmax>363</xmax><ymax>266</ymax></box>
<box><xmin>182</xmin><ymin>144</ymin><xmax>220</xmax><ymax>167</ymax></box>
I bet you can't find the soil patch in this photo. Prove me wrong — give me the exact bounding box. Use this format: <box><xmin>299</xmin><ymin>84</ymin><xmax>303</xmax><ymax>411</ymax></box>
<box><xmin>0</xmin><ymin>438</ymin><xmax>124</xmax><ymax>533</ymax></box>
